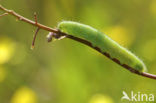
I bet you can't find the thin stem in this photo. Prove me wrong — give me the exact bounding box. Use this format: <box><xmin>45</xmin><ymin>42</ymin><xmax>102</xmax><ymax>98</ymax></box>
<box><xmin>0</xmin><ymin>12</ymin><xmax>8</xmax><ymax>17</ymax></box>
<box><xmin>31</xmin><ymin>27</ymin><xmax>40</xmax><ymax>49</ymax></box>
<box><xmin>31</xmin><ymin>12</ymin><xmax>40</xmax><ymax>49</ymax></box>
<box><xmin>0</xmin><ymin>4</ymin><xmax>59</xmax><ymax>33</ymax></box>
<box><xmin>140</xmin><ymin>72</ymin><xmax>156</xmax><ymax>79</ymax></box>
<box><xmin>34</xmin><ymin>12</ymin><xmax>38</xmax><ymax>24</ymax></box>
<box><xmin>0</xmin><ymin>4</ymin><xmax>156</xmax><ymax>80</ymax></box>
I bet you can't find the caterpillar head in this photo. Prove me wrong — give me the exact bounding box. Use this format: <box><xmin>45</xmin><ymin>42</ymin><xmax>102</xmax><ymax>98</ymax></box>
<box><xmin>46</xmin><ymin>32</ymin><xmax>66</xmax><ymax>42</ymax></box>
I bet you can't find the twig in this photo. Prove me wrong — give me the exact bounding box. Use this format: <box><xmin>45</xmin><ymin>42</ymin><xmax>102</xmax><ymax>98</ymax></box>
<box><xmin>0</xmin><ymin>4</ymin><xmax>59</xmax><ymax>33</ymax></box>
<box><xmin>0</xmin><ymin>12</ymin><xmax>8</xmax><ymax>17</ymax></box>
<box><xmin>34</xmin><ymin>12</ymin><xmax>38</xmax><ymax>24</ymax></box>
<box><xmin>31</xmin><ymin>27</ymin><xmax>40</xmax><ymax>49</ymax></box>
<box><xmin>31</xmin><ymin>12</ymin><xmax>40</xmax><ymax>49</ymax></box>
<box><xmin>0</xmin><ymin>4</ymin><xmax>156</xmax><ymax>80</ymax></box>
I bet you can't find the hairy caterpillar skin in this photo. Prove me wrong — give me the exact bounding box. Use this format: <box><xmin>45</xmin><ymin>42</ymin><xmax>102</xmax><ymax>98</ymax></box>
<box><xmin>58</xmin><ymin>21</ymin><xmax>147</xmax><ymax>72</ymax></box>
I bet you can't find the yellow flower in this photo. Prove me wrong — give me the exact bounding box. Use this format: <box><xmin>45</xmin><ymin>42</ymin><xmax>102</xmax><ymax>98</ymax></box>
<box><xmin>11</xmin><ymin>86</ymin><xmax>37</xmax><ymax>103</ymax></box>
<box><xmin>0</xmin><ymin>37</ymin><xmax>15</xmax><ymax>64</ymax></box>
<box><xmin>104</xmin><ymin>25</ymin><xmax>134</xmax><ymax>47</ymax></box>
<box><xmin>150</xmin><ymin>0</ymin><xmax>156</xmax><ymax>16</ymax></box>
<box><xmin>89</xmin><ymin>94</ymin><xmax>114</xmax><ymax>103</ymax></box>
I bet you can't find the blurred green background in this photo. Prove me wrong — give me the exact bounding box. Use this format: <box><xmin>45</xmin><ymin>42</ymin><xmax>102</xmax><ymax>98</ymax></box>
<box><xmin>0</xmin><ymin>0</ymin><xmax>156</xmax><ymax>103</ymax></box>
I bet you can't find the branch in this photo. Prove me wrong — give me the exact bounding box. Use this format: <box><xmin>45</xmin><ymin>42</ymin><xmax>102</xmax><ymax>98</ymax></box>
<box><xmin>0</xmin><ymin>4</ymin><xmax>59</xmax><ymax>33</ymax></box>
<box><xmin>31</xmin><ymin>27</ymin><xmax>40</xmax><ymax>49</ymax></box>
<box><xmin>1</xmin><ymin>4</ymin><xmax>156</xmax><ymax>80</ymax></box>
<box><xmin>31</xmin><ymin>12</ymin><xmax>40</xmax><ymax>49</ymax></box>
<box><xmin>0</xmin><ymin>12</ymin><xmax>8</xmax><ymax>17</ymax></box>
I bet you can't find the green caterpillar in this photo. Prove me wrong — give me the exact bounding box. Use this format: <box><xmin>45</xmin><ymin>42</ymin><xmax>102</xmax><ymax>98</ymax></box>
<box><xmin>57</xmin><ymin>21</ymin><xmax>146</xmax><ymax>72</ymax></box>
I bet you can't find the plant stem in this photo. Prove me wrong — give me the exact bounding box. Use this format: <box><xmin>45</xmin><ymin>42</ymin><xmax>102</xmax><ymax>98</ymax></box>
<box><xmin>0</xmin><ymin>4</ymin><xmax>59</xmax><ymax>33</ymax></box>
